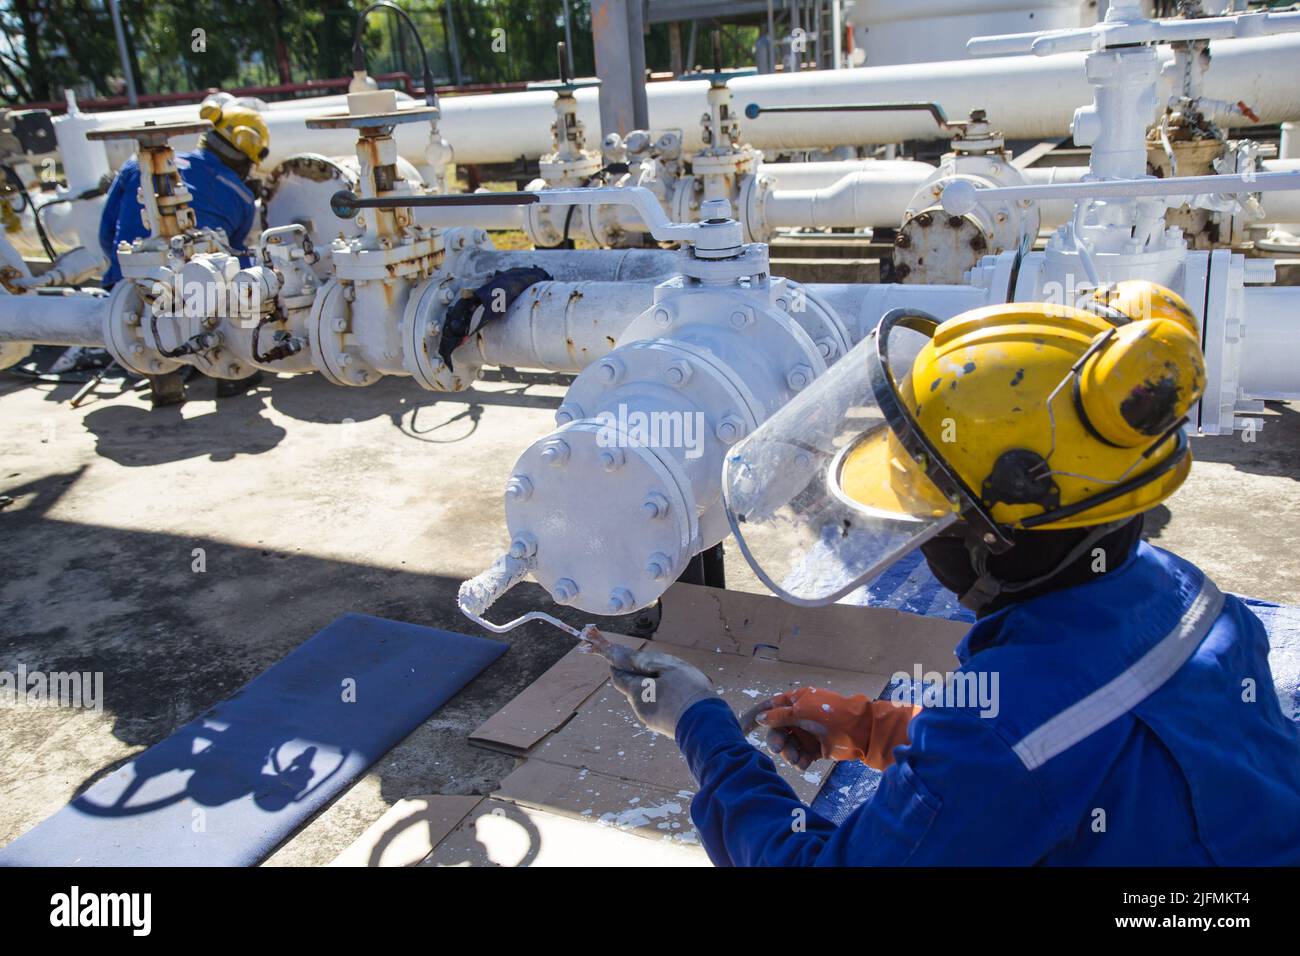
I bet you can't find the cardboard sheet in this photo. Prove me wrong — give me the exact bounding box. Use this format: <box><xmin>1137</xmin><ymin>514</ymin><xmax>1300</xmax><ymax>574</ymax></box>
<box><xmin>469</xmin><ymin>632</ymin><xmax>645</xmax><ymax>755</ymax></box>
<box><xmin>437</xmin><ymin>583</ymin><xmax>971</xmax><ymax>866</ymax></box>
<box><xmin>423</xmin><ymin>798</ymin><xmax>709</xmax><ymax>867</ymax></box>
<box><xmin>329</xmin><ymin>795</ymin><xmax>482</xmax><ymax>867</ymax></box>
<box><xmin>531</xmin><ymin>643</ymin><xmax>890</xmax><ymax>802</ymax></box>
<box><xmin>656</xmin><ymin>582</ymin><xmax>966</xmax><ymax>676</ymax></box>
<box><xmin>494</xmin><ymin>756</ymin><xmax>700</xmax><ymax>845</ymax></box>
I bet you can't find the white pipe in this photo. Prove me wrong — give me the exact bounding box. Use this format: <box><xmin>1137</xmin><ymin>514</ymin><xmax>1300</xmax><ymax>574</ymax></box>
<box><xmin>854</xmin><ymin>0</ymin><xmax>1080</xmax><ymax>24</ymax></box>
<box><xmin>64</xmin><ymin>34</ymin><xmax>1300</xmax><ymax>170</ymax></box>
<box><xmin>1259</xmin><ymin>159</ymin><xmax>1300</xmax><ymax>224</ymax></box>
<box><xmin>467</xmin><ymin>280</ymin><xmax>659</xmax><ymax>372</ymax></box>
<box><xmin>1022</xmin><ymin>163</ymin><xmax>1090</xmax><ymax>228</ymax></box>
<box><xmin>762</xmin><ymin>166</ymin><xmax>930</xmax><ymax>229</ymax></box>
<box><xmin>0</xmin><ymin>293</ymin><xmax>109</xmax><ymax>347</ymax></box>
<box><xmin>1240</xmin><ymin>286</ymin><xmax>1300</xmax><ymax>401</ymax></box>
<box><xmin>413</xmin><ymin>202</ymin><xmax>526</xmax><ymax>232</ymax></box>
<box><xmin>462</xmin><ymin>248</ymin><xmax>680</xmax><ymax>282</ymax></box>
<box><xmin>757</xmin><ymin>159</ymin><xmax>935</xmax><ymax>191</ymax></box>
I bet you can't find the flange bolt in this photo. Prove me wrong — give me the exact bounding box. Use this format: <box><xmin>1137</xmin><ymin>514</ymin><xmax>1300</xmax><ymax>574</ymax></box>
<box><xmin>642</xmin><ymin>492</ymin><xmax>670</xmax><ymax>519</ymax></box>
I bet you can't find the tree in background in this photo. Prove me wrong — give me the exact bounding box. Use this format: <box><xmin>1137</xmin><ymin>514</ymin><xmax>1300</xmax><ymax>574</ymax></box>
<box><xmin>0</xmin><ymin>0</ymin><xmax>755</xmax><ymax>105</ymax></box>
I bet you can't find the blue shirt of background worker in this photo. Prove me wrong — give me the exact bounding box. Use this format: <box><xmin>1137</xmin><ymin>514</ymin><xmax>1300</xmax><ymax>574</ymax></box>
<box><xmin>98</xmin><ymin>147</ymin><xmax>256</xmax><ymax>287</ymax></box>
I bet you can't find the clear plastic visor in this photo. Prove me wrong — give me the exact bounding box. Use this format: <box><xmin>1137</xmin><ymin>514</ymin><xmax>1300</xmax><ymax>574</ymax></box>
<box><xmin>722</xmin><ymin>326</ymin><xmax>959</xmax><ymax>606</ymax></box>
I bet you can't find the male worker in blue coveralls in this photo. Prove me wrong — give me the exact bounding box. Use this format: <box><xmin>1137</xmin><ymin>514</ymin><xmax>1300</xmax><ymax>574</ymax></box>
<box><xmin>99</xmin><ymin>97</ymin><xmax>268</xmax><ymax>403</ymax></box>
<box><xmin>608</xmin><ymin>282</ymin><xmax>1300</xmax><ymax>865</ymax></box>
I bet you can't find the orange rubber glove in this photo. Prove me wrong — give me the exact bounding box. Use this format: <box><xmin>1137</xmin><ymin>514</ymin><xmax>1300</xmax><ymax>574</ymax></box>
<box><xmin>754</xmin><ymin>687</ymin><xmax>921</xmax><ymax>771</ymax></box>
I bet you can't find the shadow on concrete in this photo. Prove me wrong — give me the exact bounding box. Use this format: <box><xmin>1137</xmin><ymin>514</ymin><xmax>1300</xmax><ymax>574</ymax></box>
<box><xmin>264</xmin><ymin>372</ymin><xmax>563</xmax><ymax>431</ymax></box>
<box><xmin>1190</xmin><ymin>401</ymin><xmax>1300</xmax><ymax>482</ymax></box>
<box><xmin>82</xmin><ymin>391</ymin><xmax>288</xmax><ymax>465</ymax></box>
<box><xmin>0</xmin><ymin>469</ymin><xmax>653</xmax><ymax>859</ymax></box>
<box><xmin>1142</xmin><ymin>504</ymin><xmax>1173</xmax><ymax>540</ymax></box>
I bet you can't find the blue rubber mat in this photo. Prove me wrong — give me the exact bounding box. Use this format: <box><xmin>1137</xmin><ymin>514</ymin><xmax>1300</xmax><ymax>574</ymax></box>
<box><xmin>0</xmin><ymin>613</ymin><xmax>506</xmax><ymax>866</ymax></box>
<box><xmin>809</xmin><ymin>556</ymin><xmax>1300</xmax><ymax>825</ymax></box>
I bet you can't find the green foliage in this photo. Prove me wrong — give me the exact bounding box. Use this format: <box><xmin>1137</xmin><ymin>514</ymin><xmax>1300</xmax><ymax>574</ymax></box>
<box><xmin>0</xmin><ymin>1</ymin><xmax>762</xmax><ymax>104</ymax></box>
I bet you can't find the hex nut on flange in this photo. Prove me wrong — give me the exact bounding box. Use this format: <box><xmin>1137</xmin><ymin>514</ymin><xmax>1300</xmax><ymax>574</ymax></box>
<box><xmin>505</xmin><ymin>475</ymin><xmax>533</xmax><ymax>501</ymax></box>
<box><xmin>786</xmin><ymin>364</ymin><xmax>814</xmax><ymax>391</ymax></box>
<box><xmin>599</xmin><ymin>447</ymin><xmax>625</xmax><ymax>472</ymax></box>
<box><xmin>642</xmin><ymin>492</ymin><xmax>670</xmax><ymax>519</ymax></box>
<box><xmin>509</xmin><ymin>533</ymin><xmax>538</xmax><ymax>559</ymax></box>
<box><xmin>541</xmin><ymin>439</ymin><xmax>570</xmax><ymax>465</ymax></box>
<box><xmin>716</xmin><ymin>414</ymin><xmax>747</xmax><ymax>445</ymax></box>
<box><xmin>645</xmin><ymin>552</ymin><xmax>671</xmax><ymax>580</ymax></box>
<box><xmin>663</xmin><ymin>360</ymin><xmax>693</xmax><ymax>387</ymax></box>
<box><xmin>555</xmin><ymin>403</ymin><xmax>584</xmax><ymax>425</ymax></box>
<box><xmin>553</xmin><ymin>578</ymin><xmax>579</xmax><ymax>604</ymax></box>
<box><xmin>596</xmin><ymin>358</ymin><xmax>624</xmax><ymax>385</ymax></box>
<box><xmin>608</xmin><ymin>588</ymin><xmax>635</xmax><ymax>613</ymax></box>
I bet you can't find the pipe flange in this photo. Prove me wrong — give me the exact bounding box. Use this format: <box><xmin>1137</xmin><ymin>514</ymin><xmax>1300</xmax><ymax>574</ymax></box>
<box><xmin>177</xmin><ymin>256</ymin><xmax>249</xmax><ymax>380</ymax></box>
<box><xmin>775</xmin><ymin>280</ymin><xmax>852</xmax><ymax>362</ymax></box>
<box><xmin>740</xmin><ymin>172</ymin><xmax>774</xmax><ymax>244</ymax></box>
<box><xmin>401</xmin><ymin>274</ymin><xmax>483</xmax><ymax>391</ymax></box>
<box><xmin>505</xmin><ymin>419</ymin><xmax>697</xmax><ymax>616</ymax></box>
<box><xmin>307</xmin><ymin>279</ymin><xmax>380</xmax><ymax>387</ymax></box>
<box><xmin>894</xmin><ymin>205</ymin><xmax>996</xmax><ymax>284</ymax></box>
<box><xmin>622</xmin><ymin>284</ymin><xmax>825</xmax><ymax>420</ymax></box>
<box><xmin>564</xmin><ymin>339</ymin><xmax>763</xmax><ymax>504</ymax></box>
<box><xmin>102</xmin><ymin>281</ymin><xmax>183</xmax><ymax>377</ymax></box>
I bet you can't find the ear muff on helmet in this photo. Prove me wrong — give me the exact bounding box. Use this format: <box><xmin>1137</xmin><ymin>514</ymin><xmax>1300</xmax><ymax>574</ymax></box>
<box><xmin>1091</xmin><ymin>280</ymin><xmax>1200</xmax><ymax>339</ymax></box>
<box><xmin>198</xmin><ymin>102</ymin><xmax>269</xmax><ymax>164</ymax></box>
<box><xmin>1074</xmin><ymin>317</ymin><xmax>1206</xmax><ymax>448</ymax></box>
<box><xmin>229</xmin><ymin>126</ymin><xmax>262</xmax><ymax>160</ymax></box>
<box><xmin>867</xmin><ymin>307</ymin><xmax>1201</xmax><ymax>540</ymax></box>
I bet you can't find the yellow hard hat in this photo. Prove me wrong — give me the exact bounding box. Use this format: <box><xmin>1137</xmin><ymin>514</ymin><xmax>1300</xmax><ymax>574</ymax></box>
<box><xmin>722</xmin><ymin>285</ymin><xmax>1206</xmax><ymax>606</ymax></box>
<box><xmin>199</xmin><ymin>101</ymin><xmax>270</xmax><ymax>165</ymax></box>
<box><xmin>1088</xmin><ymin>279</ymin><xmax>1200</xmax><ymax>339</ymax></box>
<box><xmin>839</xmin><ymin>295</ymin><xmax>1205</xmax><ymax>533</ymax></box>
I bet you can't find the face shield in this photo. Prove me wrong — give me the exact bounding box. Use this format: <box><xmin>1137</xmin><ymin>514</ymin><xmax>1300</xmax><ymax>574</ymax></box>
<box><xmin>722</xmin><ymin>310</ymin><xmax>1007</xmax><ymax>607</ymax></box>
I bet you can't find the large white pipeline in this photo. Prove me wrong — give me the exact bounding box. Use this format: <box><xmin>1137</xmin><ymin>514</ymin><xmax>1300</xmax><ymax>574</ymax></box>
<box><xmin>56</xmin><ymin>33</ymin><xmax>1300</xmax><ymax>169</ymax></box>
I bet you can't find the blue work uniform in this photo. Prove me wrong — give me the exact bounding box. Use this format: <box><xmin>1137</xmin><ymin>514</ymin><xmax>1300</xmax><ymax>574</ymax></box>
<box><xmin>677</xmin><ymin>542</ymin><xmax>1300</xmax><ymax>865</ymax></box>
<box><xmin>98</xmin><ymin>148</ymin><xmax>256</xmax><ymax>286</ymax></box>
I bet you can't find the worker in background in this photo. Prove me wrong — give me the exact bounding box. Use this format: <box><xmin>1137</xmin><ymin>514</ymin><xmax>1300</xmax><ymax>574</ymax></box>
<box><xmin>98</xmin><ymin>96</ymin><xmax>268</xmax><ymax>404</ymax></box>
<box><xmin>610</xmin><ymin>281</ymin><xmax>1300</xmax><ymax>865</ymax></box>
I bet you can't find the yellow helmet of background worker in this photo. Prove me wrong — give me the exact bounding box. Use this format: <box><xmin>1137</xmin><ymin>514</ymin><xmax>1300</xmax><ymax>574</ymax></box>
<box><xmin>198</xmin><ymin>100</ymin><xmax>270</xmax><ymax>165</ymax></box>
<box><xmin>721</xmin><ymin>284</ymin><xmax>1206</xmax><ymax>607</ymax></box>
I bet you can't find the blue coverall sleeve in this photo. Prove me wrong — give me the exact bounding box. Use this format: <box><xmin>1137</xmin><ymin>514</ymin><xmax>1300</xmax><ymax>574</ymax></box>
<box><xmin>676</xmin><ymin>697</ymin><xmax>1057</xmax><ymax>866</ymax></box>
<box><xmin>98</xmin><ymin>171</ymin><xmax>127</xmax><ymax>260</ymax></box>
<box><xmin>231</xmin><ymin>187</ymin><xmax>256</xmax><ymax>253</ymax></box>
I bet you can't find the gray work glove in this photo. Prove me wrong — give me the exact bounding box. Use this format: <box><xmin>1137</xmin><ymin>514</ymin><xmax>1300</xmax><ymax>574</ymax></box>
<box><xmin>608</xmin><ymin>647</ymin><xmax>715</xmax><ymax>737</ymax></box>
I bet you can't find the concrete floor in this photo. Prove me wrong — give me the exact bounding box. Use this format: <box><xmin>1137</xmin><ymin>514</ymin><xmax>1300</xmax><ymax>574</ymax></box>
<box><xmin>1</xmin><ymin>359</ymin><xmax>1297</xmax><ymax>865</ymax></box>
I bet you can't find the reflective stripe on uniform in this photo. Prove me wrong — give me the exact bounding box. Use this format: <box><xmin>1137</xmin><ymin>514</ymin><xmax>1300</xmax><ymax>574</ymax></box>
<box><xmin>1011</xmin><ymin>575</ymin><xmax>1225</xmax><ymax>771</ymax></box>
